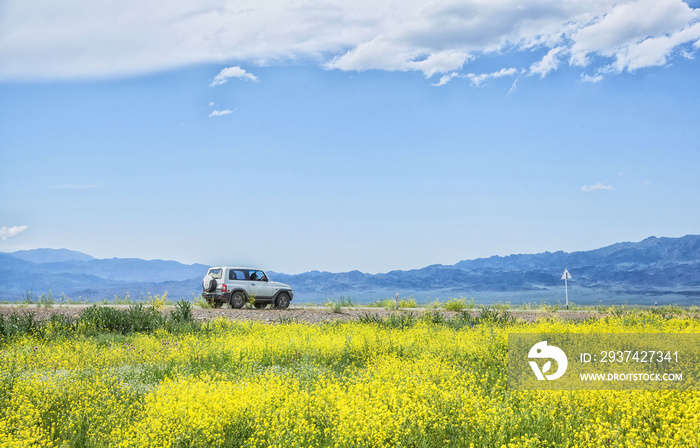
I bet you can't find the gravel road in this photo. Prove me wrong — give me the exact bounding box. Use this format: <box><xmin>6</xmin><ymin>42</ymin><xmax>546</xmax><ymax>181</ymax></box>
<box><xmin>0</xmin><ymin>304</ymin><xmax>605</xmax><ymax>324</ymax></box>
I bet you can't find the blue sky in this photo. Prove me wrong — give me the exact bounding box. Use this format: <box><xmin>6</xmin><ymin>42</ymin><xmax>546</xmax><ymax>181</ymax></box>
<box><xmin>1</xmin><ymin>0</ymin><xmax>699</xmax><ymax>274</ymax></box>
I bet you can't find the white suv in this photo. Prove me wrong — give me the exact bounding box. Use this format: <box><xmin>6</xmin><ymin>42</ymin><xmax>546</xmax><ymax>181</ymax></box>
<box><xmin>201</xmin><ymin>267</ymin><xmax>293</xmax><ymax>309</ymax></box>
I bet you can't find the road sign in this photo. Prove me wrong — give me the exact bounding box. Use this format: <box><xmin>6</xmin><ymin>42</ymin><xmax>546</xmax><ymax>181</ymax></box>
<box><xmin>561</xmin><ymin>269</ymin><xmax>572</xmax><ymax>309</ymax></box>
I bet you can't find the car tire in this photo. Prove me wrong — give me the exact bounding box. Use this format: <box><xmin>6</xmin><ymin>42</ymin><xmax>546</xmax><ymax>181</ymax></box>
<box><xmin>202</xmin><ymin>275</ymin><xmax>216</xmax><ymax>292</ymax></box>
<box><xmin>275</xmin><ymin>292</ymin><xmax>290</xmax><ymax>309</ymax></box>
<box><xmin>253</xmin><ymin>302</ymin><xmax>267</xmax><ymax>309</ymax></box>
<box><xmin>231</xmin><ymin>291</ymin><xmax>245</xmax><ymax>309</ymax></box>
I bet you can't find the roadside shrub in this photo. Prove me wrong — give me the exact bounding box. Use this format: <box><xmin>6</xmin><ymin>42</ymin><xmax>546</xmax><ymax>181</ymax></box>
<box><xmin>114</xmin><ymin>292</ymin><xmax>133</xmax><ymax>305</ymax></box>
<box><xmin>385</xmin><ymin>312</ymin><xmax>416</xmax><ymax>329</ymax></box>
<box><xmin>147</xmin><ymin>292</ymin><xmax>168</xmax><ymax>311</ymax></box>
<box><xmin>358</xmin><ymin>312</ymin><xmax>416</xmax><ymax>329</ymax></box>
<box><xmin>444</xmin><ymin>298</ymin><xmax>468</xmax><ymax>312</ymax></box>
<box><xmin>647</xmin><ymin>307</ymin><xmax>674</xmax><ymax>320</ymax></box>
<box><xmin>658</xmin><ymin>303</ymin><xmax>684</xmax><ymax>315</ymax></box>
<box><xmin>338</xmin><ymin>295</ymin><xmax>356</xmax><ymax>307</ymax></box>
<box><xmin>244</xmin><ymin>295</ymin><xmax>256</xmax><ymax>310</ymax></box>
<box><xmin>170</xmin><ymin>299</ymin><xmax>193</xmax><ymax>322</ymax></box>
<box><xmin>367</xmin><ymin>299</ymin><xmax>387</xmax><ymax>308</ymax></box>
<box><xmin>420</xmin><ymin>310</ymin><xmax>445</xmax><ymax>324</ymax></box>
<box><xmin>37</xmin><ymin>290</ymin><xmax>55</xmax><ymax>308</ymax></box>
<box><xmin>368</xmin><ymin>298</ymin><xmax>417</xmax><ymax>310</ymax></box>
<box><xmin>425</xmin><ymin>299</ymin><xmax>442</xmax><ymax>309</ymax></box>
<box><xmin>0</xmin><ymin>301</ymin><xmax>203</xmax><ymax>344</ymax></box>
<box><xmin>491</xmin><ymin>301</ymin><xmax>511</xmax><ymax>311</ymax></box>
<box><xmin>324</xmin><ymin>300</ymin><xmax>343</xmax><ymax>313</ymax></box>
<box><xmin>193</xmin><ymin>295</ymin><xmax>212</xmax><ymax>309</ymax></box>
<box><xmin>43</xmin><ymin>313</ymin><xmax>76</xmax><ymax>337</ymax></box>
<box><xmin>477</xmin><ymin>307</ymin><xmax>515</xmax><ymax>325</ymax></box>
<box><xmin>357</xmin><ymin>312</ymin><xmax>383</xmax><ymax>325</ymax></box>
<box><xmin>399</xmin><ymin>298</ymin><xmax>417</xmax><ymax>308</ymax></box>
<box><xmin>278</xmin><ymin>315</ymin><xmax>298</xmax><ymax>325</ymax></box>
<box><xmin>0</xmin><ymin>312</ymin><xmax>39</xmax><ymax>341</ymax></box>
<box><xmin>79</xmin><ymin>304</ymin><xmax>165</xmax><ymax>334</ymax></box>
<box><xmin>448</xmin><ymin>307</ymin><xmax>516</xmax><ymax>327</ymax></box>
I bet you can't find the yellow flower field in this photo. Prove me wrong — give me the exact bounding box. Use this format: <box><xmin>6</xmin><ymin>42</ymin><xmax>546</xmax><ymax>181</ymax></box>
<box><xmin>0</xmin><ymin>311</ymin><xmax>698</xmax><ymax>447</ymax></box>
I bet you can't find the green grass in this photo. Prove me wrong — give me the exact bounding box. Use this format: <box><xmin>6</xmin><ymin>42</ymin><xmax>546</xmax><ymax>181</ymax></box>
<box><xmin>367</xmin><ymin>297</ymin><xmax>418</xmax><ymax>309</ymax></box>
<box><xmin>0</xmin><ymin>300</ymin><xmax>199</xmax><ymax>345</ymax></box>
<box><xmin>324</xmin><ymin>295</ymin><xmax>358</xmax><ymax>312</ymax></box>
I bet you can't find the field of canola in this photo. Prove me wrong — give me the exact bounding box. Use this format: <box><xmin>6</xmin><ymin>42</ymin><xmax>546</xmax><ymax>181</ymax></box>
<box><xmin>1</xmin><ymin>311</ymin><xmax>699</xmax><ymax>447</ymax></box>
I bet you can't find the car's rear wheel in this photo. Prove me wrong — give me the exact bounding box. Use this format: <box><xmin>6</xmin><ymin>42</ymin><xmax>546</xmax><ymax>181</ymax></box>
<box><xmin>253</xmin><ymin>302</ymin><xmax>267</xmax><ymax>309</ymax></box>
<box><xmin>230</xmin><ymin>291</ymin><xmax>245</xmax><ymax>309</ymax></box>
<box><xmin>275</xmin><ymin>292</ymin><xmax>290</xmax><ymax>309</ymax></box>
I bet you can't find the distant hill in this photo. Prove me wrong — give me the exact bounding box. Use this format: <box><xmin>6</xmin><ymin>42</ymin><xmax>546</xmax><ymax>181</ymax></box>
<box><xmin>452</xmin><ymin>235</ymin><xmax>700</xmax><ymax>272</ymax></box>
<box><xmin>0</xmin><ymin>249</ymin><xmax>209</xmax><ymax>301</ymax></box>
<box><xmin>1</xmin><ymin>236</ymin><xmax>700</xmax><ymax>305</ymax></box>
<box><xmin>272</xmin><ymin>235</ymin><xmax>700</xmax><ymax>305</ymax></box>
<box><xmin>7</xmin><ymin>248</ymin><xmax>94</xmax><ymax>263</ymax></box>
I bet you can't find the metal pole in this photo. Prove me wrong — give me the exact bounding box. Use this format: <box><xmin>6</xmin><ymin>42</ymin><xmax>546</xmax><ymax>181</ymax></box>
<box><xmin>565</xmin><ymin>277</ymin><xmax>569</xmax><ymax>310</ymax></box>
<box><xmin>396</xmin><ymin>292</ymin><xmax>399</xmax><ymax>311</ymax></box>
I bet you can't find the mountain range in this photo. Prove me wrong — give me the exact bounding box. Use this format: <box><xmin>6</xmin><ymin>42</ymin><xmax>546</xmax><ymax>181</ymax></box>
<box><xmin>1</xmin><ymin>235</ymin><xmax>699</xmax><ymax>305</ymax></box>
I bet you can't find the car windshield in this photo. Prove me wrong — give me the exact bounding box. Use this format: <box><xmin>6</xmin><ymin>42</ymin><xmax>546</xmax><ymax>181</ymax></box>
<box><xmin>208</xmin><ymin>268</ymin><xmax>222</xmax><ymax>279</ymax></box>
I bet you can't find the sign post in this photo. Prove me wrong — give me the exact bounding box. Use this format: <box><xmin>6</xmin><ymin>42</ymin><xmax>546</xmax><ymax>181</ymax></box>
<box><xmin>561</xmin><ymin>269</ymin><xmax>572</xmax><ymax>310</ymax></box>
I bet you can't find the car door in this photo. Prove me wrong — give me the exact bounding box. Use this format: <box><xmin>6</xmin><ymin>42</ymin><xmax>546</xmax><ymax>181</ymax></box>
<box><xmin>248</xmin><ymin>270</ymin><xmax>275</xmax><ymax>299</ymax></box>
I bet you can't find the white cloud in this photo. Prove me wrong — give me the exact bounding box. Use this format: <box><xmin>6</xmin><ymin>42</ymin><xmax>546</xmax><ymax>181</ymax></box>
<box><xmin>0</xmin><ymin>0</ymin><xmax>698</xmax><ymax>82</ymax></box>
<box><xmin>325</xmin><ymin>37</ymin><xmax>469</xmax><ymax>78</ymax></box>
<box><xmin>581</xmin><ymin>183</ymin><xmax>614</xmax><ymax>192</ymax></box>
<box><xmin>0</xmin><ymin>225</ymin><xmax>28</xmax><ymax>240</ymax></box>
<box><xmin>612</xmin><ymin>22</ymin><xmax>700</xmax><ymax>72</ymax></box>
<box><xmin>210</xmin><ymin>66</ymin><xmax>258</xmax><ymax>86</ymax></box>
<box><xmin>570</xmin><ymin>0</ymin><xmax>700</xmax><ymax>72</ymax></box>
<box><xmin>432</xmin><ymin>72</ymin><xmax>460</xmax><ymax>86</ymax></box>
<box><xmin>529</xmin><ymin>47</ymin><xmax>565</xmax><ymax>78</ymax></box>
<box><xmin>507</xmin><ymin>79</ymin><xmax>518</xmax><ymax>95</ymax></box>
<box><xmin>580</xmin><ymin>74</ymin><xmax>603</xmax><ymax>83</ymax></box>
<box><xmin>431</xmin><ymin>67</ymin><xmax>517</xmax><ymax>87</ymax></box>
<box><xmin>209</xmin><ymin>109</ymin><xmax>232</xmax><ymax>117</ymax></box>
<box><xmin>466</xmin><ymin>68</ymin><xmax>517</xmax><ymax>87</ymax></box>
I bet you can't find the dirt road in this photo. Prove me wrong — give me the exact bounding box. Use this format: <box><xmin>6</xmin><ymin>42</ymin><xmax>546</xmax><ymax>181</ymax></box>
<box><xmin>0</xmin><ymin>304</ymin><xmax>604</xmax><ymax>324</ymax></box>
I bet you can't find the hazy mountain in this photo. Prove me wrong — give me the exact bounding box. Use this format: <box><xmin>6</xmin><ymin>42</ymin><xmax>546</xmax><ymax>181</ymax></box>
<box><xmin>36</xmin><ymin>258</ymin><xmax>210</xmax><ymax>283</ymax></box>
<box><xmin>273</xmin><ymin>235</ymin><xmax>700</xmax><ymax>305</ymax></box>
<box><xmin>0</xmin><ymin>249</ymin><xmax>209</xmax><ymax>300</ymax></box>
<box><xmin>1</xmin><ymin>236</ymin><xmax>699</xmax><ymax>305</ymax></box>
<box><xmin>7</xmin><ymin>248</ymin><xmax>94</xmax><ymax>263</ymax></box>
<box><xmin>453</xmin><ymin>236</ymin><xmax>700</xmax><ymax>272</ymax></box>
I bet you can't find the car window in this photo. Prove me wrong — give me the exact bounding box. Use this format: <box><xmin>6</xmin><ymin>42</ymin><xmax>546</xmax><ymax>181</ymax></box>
<box><xmin>249</xmin><ymin>270</ymin><xmax>265</xmax><ymax>281</ymax></box>
<box><xmin>229</xmin><ymin>270</ymin><xmax>246</xmax><ymax>280</ymax></box>
<box><xmin>208</xmin><ymin>268</ymin><xmax>222</xmax><ymax>279</ymax></box>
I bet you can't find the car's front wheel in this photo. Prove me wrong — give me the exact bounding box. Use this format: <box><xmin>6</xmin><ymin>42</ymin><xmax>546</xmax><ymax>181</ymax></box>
<box><xmin>230</xmin><ymin>291</ymin><xmax>245</xmax><ymax>309</ymax></box>
<box><xmin>275</xmin><ymin>292</ymin><xmax>290</xmax><ymax>309</ymax></box>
